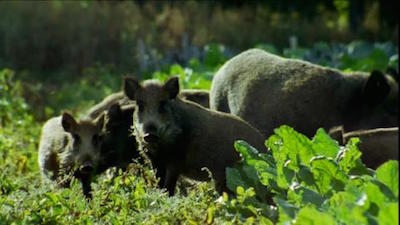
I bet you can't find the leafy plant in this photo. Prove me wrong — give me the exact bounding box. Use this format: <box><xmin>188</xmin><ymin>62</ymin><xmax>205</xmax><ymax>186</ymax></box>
<box><xmin>226</xmin><ymin>125</ymin><xmax>398</xmax><ymax>224</ymax></box>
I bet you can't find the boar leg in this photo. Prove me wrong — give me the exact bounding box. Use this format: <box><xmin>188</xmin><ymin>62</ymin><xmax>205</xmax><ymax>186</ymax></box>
<box><xmin>164</xmin><ymin>165</ymin><xmax>180</xmax><ymax>196</ymax></box>
<box><xmin>151</xmin><ymin>158</ymin><xmax>167</xmax><ymax>189</ymax></box>
<box><xmin>80</xmin><ymin>176</ymin><xmax>92</xmax><ymax>199</ymax></box>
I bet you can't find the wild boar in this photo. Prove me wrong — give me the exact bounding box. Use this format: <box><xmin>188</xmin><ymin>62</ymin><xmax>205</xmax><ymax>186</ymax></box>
<box><xmin>38</xmin><ymin>112</ymin><xmax>105</xmax><ymax>198</ymax></box>
<box><xmin>86</xmin><ymin>89</ymin><xmax>209</xmax><ymax>119</ymax></box>
<box><xmin>96</xmin><ymin>103</ymin><xmax>140</xmax><ymax>174</ymax></box>
<box><xmin>330</xmin><ymin>126</ymin><xmax>398</xmax><ymax>169</ymax></box>
<box><xmin>210</xmin><ymin>48</ymin><xmax>398</xmax><ymax>138</ymax></box>
<box><xmin>123</xmin><ymin>76</ymin><xmax>266</xmax><ymax>196</ymax></box>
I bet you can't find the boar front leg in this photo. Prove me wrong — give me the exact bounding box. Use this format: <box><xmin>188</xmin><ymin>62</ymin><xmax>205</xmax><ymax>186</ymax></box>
<box><xmin>150</xmin><ymin>157</ymin><xmax>167</xmax><ymax>189</ymax></box>
<box><xmin>164</xmin><ymin>165</ymin><xmax>180</xmax><ymax>196</ymax></box>
<box><xmin>80</xmin><ymin>176</ymin><xmax>92</xmax><ymax>199</ymax></box>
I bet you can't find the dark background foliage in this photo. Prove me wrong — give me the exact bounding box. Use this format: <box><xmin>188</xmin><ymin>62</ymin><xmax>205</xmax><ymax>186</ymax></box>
<box><xmin>0</xmin><ymin>0</ymin><xmax>397</xmax><ymax>76</ymax></box>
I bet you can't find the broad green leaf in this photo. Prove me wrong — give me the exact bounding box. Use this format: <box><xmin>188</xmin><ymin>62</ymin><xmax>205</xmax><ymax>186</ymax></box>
<box><xmin>310</xmin><ymin>157</ymin><xmax>347</xmax><ymax>194</ymax></box>
<box><xmin>375</xmin><ymin>160</ymin><xmax>398</xmax><ymax>198</ymax></box>
<box><xmin>255</xmin><ymin>159</ymin><xmax>277</xmax><ymax>187</ymax></box>
<box><xmin>275</xmin><ymin>197</ymin><xmax>298</xmax><ymax>223</ymax></box>
<box><xmin>288</xmin><ymin>186</ymin><xmax>326</xmax><ymax>208</ymax></box>
<box><xmin>337</xmin><ymin>137</ymin><xmax>369</xmax><ymax>175</ymax></box>
<box><xmin>294</xmin><ymin>206</ymin><xmax>335</xmax><ymax>225</ymax></box>
<box><xmin>274</xmin><ymin>125</ymin><xmax>313</xmax><ymax>168</ymax></box>
<box><xmin>363</xmin><ymin>181</ymin><xmax>393</xmax><ymax>210</ymax></box>
<box><xmin>311</xmin><ymin>128</ymin><xmax>339</xmax><ymax>159</ymax></box>
<box><xmin>378</xmin><ymin>202</ymin><xmax>399</xmax><ymax>225</ymax></box>
<box><xmin>226</xmin><ymin>167</ymin><xmax>249</xmax><ymax>193</ymax></box>
<box><xmin>328</xmin><ymin>189</ymin><xmax>369</xmax><ymax>225</ymax></box>
<box><xmin>234</xmin><ymin>140</ymin><xmax>261</xmax><ymax>163</ymax></box>
<box><xmin>297</xmin><ymin>165</ymin><xmax>317</xmax><ymax>190</ymax></box>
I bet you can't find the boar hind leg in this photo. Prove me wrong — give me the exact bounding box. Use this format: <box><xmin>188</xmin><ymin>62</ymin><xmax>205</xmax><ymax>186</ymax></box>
<box><xmin>164</xmin><ymin>165</ymin><xmax>180</xmax><ymax>196</ymax></box>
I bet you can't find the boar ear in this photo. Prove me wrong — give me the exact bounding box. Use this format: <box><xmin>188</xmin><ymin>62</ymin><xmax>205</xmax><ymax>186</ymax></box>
<box><xmin>163</xmin><ymin>76</ymin><xmax>180</xmax><ymax>99</ymax></box>
<box><xmin>61</xmin><ymin>112</ymin><xmax>78</xmax><ymax>133</ymax></box>
<box><xmin>123</xmin><ymin>76</ymin><xmax>140</xmax><ymax>100</ymax></box>
<box><xmin>108</xmin><ymin>103</ymin><xmax>122</xmax><ymax>119</ymax></box>
<box><xmin>363</xmin><ymin>70</ymin><xmax>390</xmax><ymax>105</ymax></box>
<box><xmin>95</xmin><ymin>113</ymin><xmax>106</xmax><ymax>131</ymax></box>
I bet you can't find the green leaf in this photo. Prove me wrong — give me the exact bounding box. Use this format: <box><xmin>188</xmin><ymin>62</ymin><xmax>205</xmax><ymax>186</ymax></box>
<box><xmin>288</xmin><ymin>186</ymin><xmax>326</xmax><ymax>208</ymax></box>
<box><xmin>226</xmin><ymin>167</ymin><xmax>253</xmax><ymax>193</ymax></box>
<box><xmin>275</xmin><ymin>197</ymin><xmax>298</xmax><ymax>222</ymax></box>
<box><xmin>378</xmin><ymin>202</ymin><xmax>399</xmax><ymax>225</ymax></box>
<box><xmin>375</xmin><ymin>160</ymin><xmax>398</xmax><ymax>198</ymax></box>
<box><xmin>329</xmin><ymin>189</ymin><xmax>370</xmax><ymax>225</ymax></box>
<box><xmin>311</xmin><ymin>128</ymin><xmax>339</xmax><ymax>159</ymax></box>
<box><xmin>234</xmin><ymin>140</ymin><xmax>261</xmax><ymax>162</ymax></box>
<box><xmin>337</xmin><ymin>137</ymin><xmax>369</xmax><ymax>175</ymax></box>
<box><xmin>294</xmin><ymin>206</ymin><xmax>335</xmax><ymax>225</ymax></box>
<box><xmin>274</xmin><ymin>125</ymin><xmax>314</xmax><ymax>168</ymax></box>
<box><xmin>310</xmin><ymin>156</ymin><xmax>347</xmax><ymax>194</ymax></box>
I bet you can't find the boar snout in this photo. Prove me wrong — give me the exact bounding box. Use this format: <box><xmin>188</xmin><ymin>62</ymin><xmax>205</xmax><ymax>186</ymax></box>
<box><xmin>143</xmin><ymin>133</ymin><xmax>159</xmax><ymax>143</ymax></box>
<box><xmin>79</xmin><ymin>161</ymin><xmax>94</xmax><ymax>175</ymax></box>
<box><xmin>143</xmin><ymin>123</ymin><xmax>159</xmax><ymax>143</ymax></box>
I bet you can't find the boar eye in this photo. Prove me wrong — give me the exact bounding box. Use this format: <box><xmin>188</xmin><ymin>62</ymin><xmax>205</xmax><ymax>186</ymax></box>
<box><xmin>137</xmin><ymin>100</ymin><xmax>144</xmax><ymax>113</ymax></box>
<box><xmin>159</xmin><ymin>101</ymin><xmax>167</xmax><ymax>113</ymax></box>
<box><xmin>72</xmin><ymin>133</ymin><xmax>81</xmax><ymax>144</ymax></box>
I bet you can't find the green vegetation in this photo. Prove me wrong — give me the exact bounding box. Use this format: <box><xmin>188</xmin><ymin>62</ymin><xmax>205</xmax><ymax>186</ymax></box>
<box><xmin>227</xmin><ymin>127</ymin><xmax>398</xmax><ymax>224</ymax></box>
<box><xmin>0</xmin><ymin>41</ymin><xmax>398</xmax><ymax>224</ymax></box>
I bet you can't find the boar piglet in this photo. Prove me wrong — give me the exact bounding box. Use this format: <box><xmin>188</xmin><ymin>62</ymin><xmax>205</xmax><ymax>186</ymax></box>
<box><xmin>38</xmin><ymin>112</ymin><xmax>105</xmax><ymax>198</ymax></box>
<box><xmin>123</xmin><ymin>76</ymin><xmax>267</xmax><ymax>196</ymax></box>
<box><xmin>97</xmin><ymin>103</ymin><xmax>140</xmax><ymax>174</ymax></box>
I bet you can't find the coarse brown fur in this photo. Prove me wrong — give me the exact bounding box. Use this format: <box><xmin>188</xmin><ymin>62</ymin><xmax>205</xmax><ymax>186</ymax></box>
<box><xmin>210</xmin><ymin>48</ymin><xmax>399</xmax><ymax>138</ymax></box>
<box><xmin>180</xmin><ymin>89</ymin><xmax>210</xmax><ymax>108</ymax></box>
<box><xmin>124</xmin><ymin>76</ymin><xmax>266</xmax><ymax>196</ymax></box>
<box><xmin>38</xmin><ymin>113</ymin><xmax>105</xmax><ymax>198</ymax></box>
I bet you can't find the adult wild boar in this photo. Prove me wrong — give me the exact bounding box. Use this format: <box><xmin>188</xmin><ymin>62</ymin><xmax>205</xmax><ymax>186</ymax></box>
<box><xmin>210</xmin><ymin>48</ymin><xmax>398</xmax><ymax>138</ymax></box>
<box><xmin>38</xmin><ymin>112</ymin><xmax>105</xmax><ymax>198</ymax></box>
<box><xmin>86</xmin><ymin>90</ymin><xmax>209</xmax><ymax>120</ymax></box>
<box><xmin>123</xmin><ymin>76</ymin><xmax>266</xmax><ymax>196</ymax></box>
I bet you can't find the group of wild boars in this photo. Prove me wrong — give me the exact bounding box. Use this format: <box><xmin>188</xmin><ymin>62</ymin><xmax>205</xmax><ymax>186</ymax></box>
<box><xmin>210</xmin><ymin>48</ymin><xmax>398</xmax><ymax>138</ymax></box>
<box><xmin>38</xmin><ymin>112</ymin><xmax>105</xmax><ymax>198</ymax></box>
<box><xmin>330</xmin><ymin>126</ymin><xmax>398</xmax><ymax>169</ymax></box>
<box><xmin>39</xmin><ymin>48</ymin><xmax>398</xmax><ymax>198</ymax></box>
<box><xmin>39</xmin><ymin>81</ymin><xmax>211</xmax><ymax>197</ymax></box>
<box><xmin>123</xmin><ymin>76</ymin><xmax>266</xmax><ymax>195</ymax></box>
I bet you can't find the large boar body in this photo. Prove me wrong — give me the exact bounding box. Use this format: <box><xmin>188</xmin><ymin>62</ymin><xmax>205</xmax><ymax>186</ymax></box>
<box><xmin>210</xmin><ymin>49</ymin><xmax>398</xmax><ymax>138</ymax></box>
